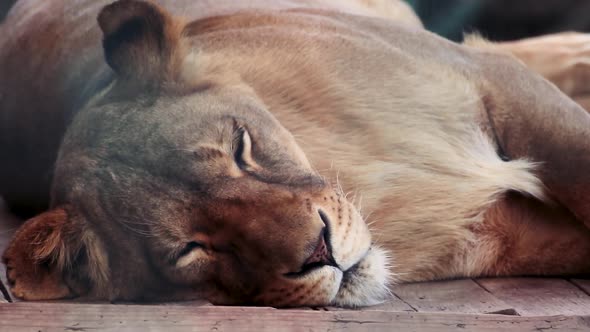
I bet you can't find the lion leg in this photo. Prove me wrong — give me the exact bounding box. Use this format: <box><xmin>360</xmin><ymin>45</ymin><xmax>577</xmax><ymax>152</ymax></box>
<box><xmin>465</xmin><ymin>32</ymin><xmax>590</xmax><ymax>110</ymax></box>
<box><xmin>576</xmin><ymin>96</ymin><xmax>590</xmax><ymax>111</ymax></box>
<box><xmin>472</xmin><ymin>193</ymin><xmax>590</xmax><ymax>276</ymax></box>
<box><xmin>477</xmin><ymin>52</ymin><xmax>590</xmax><ymax>229</ymax></box>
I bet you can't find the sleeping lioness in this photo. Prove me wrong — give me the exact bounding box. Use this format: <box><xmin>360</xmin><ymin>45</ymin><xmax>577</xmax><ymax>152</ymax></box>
<box><xmin>2</xmin><ymin>0</ymin><xmax>590</xmax><ymax>307</ymax></box>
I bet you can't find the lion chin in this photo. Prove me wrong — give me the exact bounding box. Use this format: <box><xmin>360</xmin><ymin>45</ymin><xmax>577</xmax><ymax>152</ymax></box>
<box><xmin>332</xmin><ymin>246</ymin><xmax>391</xmax><ymax>307</ymax></box>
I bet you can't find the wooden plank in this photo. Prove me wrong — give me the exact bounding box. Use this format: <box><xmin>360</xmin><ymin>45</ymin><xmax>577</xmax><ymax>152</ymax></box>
<box><xmin>362</xmin><ymin>295</ymin><xmax>416</xmax><ymax>312</ymax></box>
<box><xmin>170</xmin><ymin>296</ymin><xmax>415</xmax><ymax>312</ymax></box>
<box><xmin>0</xmin><ymin>302</ymin><xmax>588</xmax><ymax>332</ymax></box>
<box><xmin>391</xmin><ymin>279</ymin><xmax>516</xmax><ymax>315</ymax></box>
<box><xmin>477</xmin><ymin>278</ymin><xmax>590</xmax><ymax>316</ymax></box>
<box><xmin>0</xmin><ymin>197</ymin><xmax>21</xmax><ymax>303</ymax></box>
<box><xmin>572</xmin><ymin>279</ymin><xmax>590</xmax><ymax>296</ymax></box>
<box><xmin>324</xmin><ymin>295</ymin><xmax>415</xmax><ymax>312</ymax></box>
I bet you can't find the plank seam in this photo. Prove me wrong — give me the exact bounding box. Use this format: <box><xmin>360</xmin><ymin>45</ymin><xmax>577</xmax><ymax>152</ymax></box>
<box><xmin>472</xmin><ymin>278</ymin><xmax>520</xmax><ymax>316</ymax></box>
<box><xmin>389</xmin><ymin>290</ymin><xmax>418</xmax><ymax>312</ymax></box>
<box><xmin>0</xmin><ymin>276</ymin><xmax>11</xmax><ymax>303</ymax></box>
<box><xmin>473</xmin><ymin>278</ymin><xmax>493</xmax><ymax>294</ymax></box>
<box><xmin>569</xmin><ymin>279</ymin><xmax>590</xmax><ymax>297</ymax></box>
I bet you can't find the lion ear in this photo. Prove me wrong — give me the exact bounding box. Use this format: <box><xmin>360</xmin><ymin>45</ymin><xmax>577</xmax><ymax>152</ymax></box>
<box><xmin>2</xmin><ymin>207</ymin><xmax>108</xmax><ymax>300</ymax></box>
<box><xmin>97</xmin><ymin>0</ymin><xmax>185</xmax><ymax>83</ymax></box>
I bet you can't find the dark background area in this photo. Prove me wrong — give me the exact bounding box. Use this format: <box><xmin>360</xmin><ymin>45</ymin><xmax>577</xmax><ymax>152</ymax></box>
<box><xmin>408</xmin><ymin>0</ymin><xmax>590</xmax><ymax>41</ymax></box>
<box><xmin>1</xmin><ymin>1</ymin><xmax>589</xmax><ymax>41</ymax></box>
<box><xmin>0</xmin><ymin>0</ymin><xmax>16</xmax><ymax>22</ymax></box>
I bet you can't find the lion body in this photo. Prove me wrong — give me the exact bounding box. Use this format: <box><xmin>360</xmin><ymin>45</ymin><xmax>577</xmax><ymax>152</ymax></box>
<box><xmin>2</xmin><ymin>0</ymin><xmax>590</xmax><ymax>305</ymax></box>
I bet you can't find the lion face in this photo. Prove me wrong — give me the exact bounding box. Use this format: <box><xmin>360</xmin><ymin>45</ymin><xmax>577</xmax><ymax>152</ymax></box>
<box><xmin>2</xmin><ymin>0</ymin><xmax>389</xmax><ymax>307</ymax></box>
<box><xmin>50</xmin><ymin>82</ymin><xmax>389</xmax><ymax>307</ymax></box>
<box><xmin>73</xmin><ymin>86</ymin><xmax>388</xmax><ymax>305</ymax></box>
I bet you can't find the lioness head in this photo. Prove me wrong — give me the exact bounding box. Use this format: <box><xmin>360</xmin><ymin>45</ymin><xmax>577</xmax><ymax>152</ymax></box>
<box><xmin>3</xmin><ymin>0</ymin><xmax>389</xmax><ymax>307</ymax></box>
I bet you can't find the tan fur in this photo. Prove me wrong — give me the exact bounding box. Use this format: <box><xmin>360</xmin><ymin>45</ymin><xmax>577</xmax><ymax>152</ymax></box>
<box><xmin>465</xmin><ymin>32</ymin><xmax>590</xmax><ymax>100</ymax></box>
<box><xmin>2</xmin><ymin>0</ymin><xmax>590</xmax><ymax>307</ymax></box>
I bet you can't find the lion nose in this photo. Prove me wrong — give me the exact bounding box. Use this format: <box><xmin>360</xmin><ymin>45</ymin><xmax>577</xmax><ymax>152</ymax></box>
<box><xmin>303</xmin><ymin>229</ymin><xmax>333</xmax><ymax>266</ymax></box>
<box><xmin>302</xmin><ymin>210</ymin><xmax>336</xmax><ymax>268</ymax></box>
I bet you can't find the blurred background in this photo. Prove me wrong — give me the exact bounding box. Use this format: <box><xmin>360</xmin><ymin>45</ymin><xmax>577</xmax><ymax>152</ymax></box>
<box><xmin>0</xmin><ymin>0</ymin><xmax>15</xmax><ymax>21</ymax></box>
<box><xmin>406</xmin><ymin>0</ymin><xmax>590</xmax><ymax>41</ymax></box>
<box><xmin>2</xmin><ymin>1</ymin><xmax>590</xmax><ymax>41</ymax></box>
<box><xmin>0</xmin><ymin>0</ymin><xmax>16</xmax><ymax>21</ymax></box>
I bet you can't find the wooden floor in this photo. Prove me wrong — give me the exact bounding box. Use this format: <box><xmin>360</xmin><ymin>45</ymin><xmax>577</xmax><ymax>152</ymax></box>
<box><xmin>2</xmin><ymin>202</ymin><xmax>590</xmax><ymax>331</ymax></box>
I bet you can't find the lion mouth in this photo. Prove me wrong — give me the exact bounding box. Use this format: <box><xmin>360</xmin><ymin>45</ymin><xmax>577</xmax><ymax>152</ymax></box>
<box><xmin>283</xmin><ymin>261</ymin><xmax>338</xmax><ymax>278</ymax></box>
<box><xmin>283</xmin><ymin>247</ymin><xmax>370</xmax><ymax>280</ymax></box>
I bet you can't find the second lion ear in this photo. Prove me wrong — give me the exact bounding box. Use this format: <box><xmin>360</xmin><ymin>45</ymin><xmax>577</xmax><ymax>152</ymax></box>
<box><xmin>2</xmin><ymin>206</ymin><xmax>109</xmax><ymax>300</ymax></box>
<box><xmin>97</xmin><ymin>0</ymin><xmax>185</xmax><ymax>84</ymax></box>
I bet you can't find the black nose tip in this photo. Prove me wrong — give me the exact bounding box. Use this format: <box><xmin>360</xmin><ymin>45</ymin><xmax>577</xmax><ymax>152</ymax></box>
<box><xmin>318</xmin><ymin>209</ymin><xmax>330</xmax><ymax>226</ymax></box>
<box><xmin>302</xmin><ymin>210</ymin><xmax>336</xmax><ymax>269</ymax></box>
<box><xmin>303</xmin><ymin>229</ymin><xmax>332</xmax><ymax>267</ymax></box>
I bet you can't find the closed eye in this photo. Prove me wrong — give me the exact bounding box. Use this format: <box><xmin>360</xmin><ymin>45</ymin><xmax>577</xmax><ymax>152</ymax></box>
<box><xmin>233</xmin><ymin>127</ymin><xmax>257</xmax><ymax>170</ymax></box>
<box><xmin>178</xmin><ymin>241</ymin><xmax>204</xmax><ymax>258</ymax></box>
<box><xmin>173</xmin><ymin>241</ymin><xmax>205</xmax><ymax>267</ymax></box>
